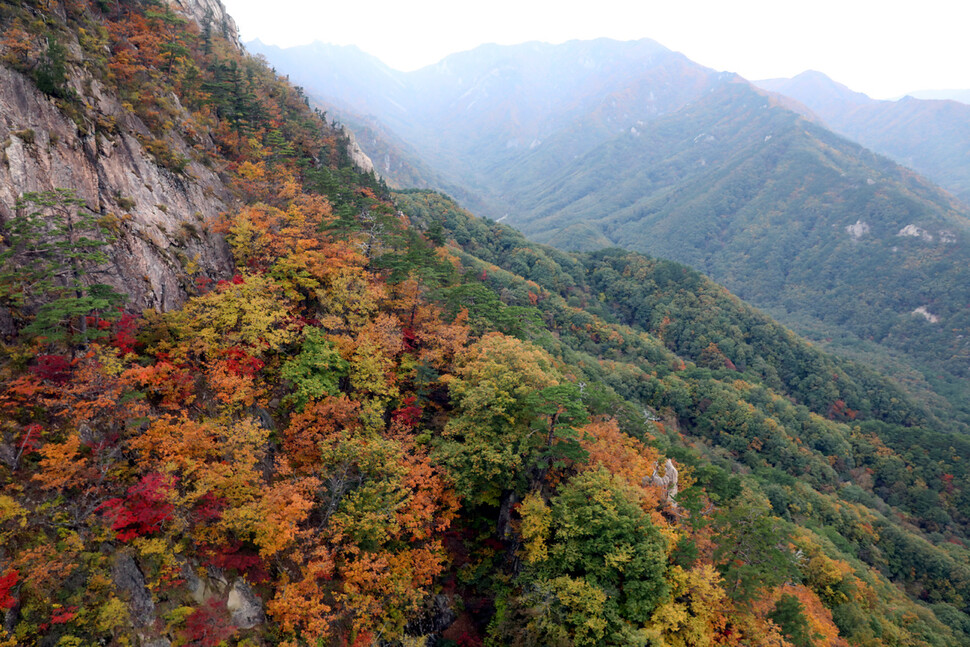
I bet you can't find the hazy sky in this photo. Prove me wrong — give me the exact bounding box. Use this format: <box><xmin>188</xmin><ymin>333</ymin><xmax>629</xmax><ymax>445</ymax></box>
<box><xmin>220</xmin><ymin>0</ymin><xmax>970</xmax><ymax>100</ymax></box>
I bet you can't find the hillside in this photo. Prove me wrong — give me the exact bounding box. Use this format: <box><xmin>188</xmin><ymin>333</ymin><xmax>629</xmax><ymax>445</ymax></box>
<box><xmin>757</xmin><ymin>71</ymin><xmax>970</xmax><ymax>203</ymax></box>
<box><xmin>248</xmin><ymin>37</ymin><xmax>725</xmax><ymax>219</ymax></box>
<box><xmin>509</xmin><ymin>79</ymin><xmax>970</xmax><ymax>420</ymax></box>
<box><xmin>2</xmin><ymin>2</ymin><xmax>970</xmax><ymax>647</ymax></box>
<box><xmin>256</xmin><ymin>40</ymin><xmax>970</xmax><ymax>424</ymax></box>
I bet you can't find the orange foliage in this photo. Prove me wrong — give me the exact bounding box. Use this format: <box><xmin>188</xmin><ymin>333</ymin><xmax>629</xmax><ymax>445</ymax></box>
<box><xmin>752</xmin><ymin>584</ymin><xmax>849</xmax><ymax>647</ymax></box>
<box><xmin>283</xmin><ymin>396</ymin><xmax>362</xmax><ymax>471</ymax></box>
<box><xmin>579</xmin><ymin>419</ymin><xmax>666</xmax><ymax>521</ymax></box>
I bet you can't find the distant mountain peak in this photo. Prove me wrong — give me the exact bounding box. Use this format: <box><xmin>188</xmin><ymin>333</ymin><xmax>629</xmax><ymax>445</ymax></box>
<box><xmin>756</xmin><ymin>70</ymin><xmax>871</xmax><ymax>106</ymax></box>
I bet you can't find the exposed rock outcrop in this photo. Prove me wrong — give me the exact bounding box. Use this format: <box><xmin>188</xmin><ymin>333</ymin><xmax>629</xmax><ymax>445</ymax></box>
<box><xmin>227</xmin><ymin>579</ymin><xmax>265</xmax><ymax>629</ymax></box>
<box><xmin>649</xmin><ymin>458</ymin><xmax>679</xmax><ymax>506</ymax></box>
<box><xmin>345</xmin><ymin>130</ymin><xmax>377</xmax><ymax>177</ymax></box>
<box><xmin>168</xmin><ymin>0</ymin><xmax>240</xmax><ymax>47</ymax></box>
<box><xmin>845</xmin><ymin>219</ymin><xmax>870</xmax><ymax>240</ymax></box>
<box><xmin>111</xmin><ymin>553</ymin><xmax>155</xmax><ymax>628</ymax></box>
<box><xmin>0</xmin><ymin>65</ymin><xmax>234</xmax><ymax>313</ymax></box>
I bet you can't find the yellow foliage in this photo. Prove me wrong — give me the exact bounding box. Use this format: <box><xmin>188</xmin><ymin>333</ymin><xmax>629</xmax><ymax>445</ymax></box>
<box><xmin>519</xmin><ymin>492</ymin><xmax>552</xmax><ymax>563</ymax></box>
<box><xmin>649</xmin><ymin>564</ymin><xmax>727</xmax><ymax>647</ymax></box>
<box><xmin>96</xmin><ymin>597</ymin><xmax>129</xmax><ymax>633</ymax></box>
<box><xmin>169</xmin><ymin>272</ymin><xmax>298</xmax><ymax>356</ymax></box>
<box><xmin>0</xmin><ymin>495</ymin><xmax>28</xmax><ymax>542</ymax></box>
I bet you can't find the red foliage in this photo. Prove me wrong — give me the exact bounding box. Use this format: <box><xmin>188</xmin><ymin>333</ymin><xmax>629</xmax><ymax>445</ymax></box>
<box><xmin>198</xmin><ymin>540</ymin><xmax>270</xmax><ymax>584</ymax></box>
<box><xmin>401</xmin><ymin>326</ymin><xmax>417</xmax><ymax>351</ymax></box>
<box><xmin>0</xmin><ymin>569</ymin><xmax>18</xmax><ymax>610</ymax></box>
<box><xmin>101</xmin><ymin>473</ymin><xmax>176</xmax><ymax>541</ymax></box>
<box><xmin>195</xmin><ymin>276</ymin><xmax>213</xmax><ymax>294</ymax></box>
<box><xmin>828</xmin><ymin>399</ymin><xmax>858</xmax><ymax>421</ymax></box>
<box><xmin>942</xmin><ymin>473</ymin><xmax>956</xmax><ymax>494</ymax></box>
<box><xmin>31</xmin><ymin>355</ymin><xmax>73</xmax><ymax>384</ymax></box>
<box><xmin>349</xmin><ymin>630</ymin><xmax>374</xmax><ymax>647</ymax></box>
<box><xmin>85</xmin><ymin>315</ymin><xmax>114</xmax><ymax>331</ymax></box>
<box><xmin>193</xmin><ymin>492</ymin><xmax>227</xmax><ymax>523</ymax></box>
<box><xmin>288</xmin><ymin>314</ymin><xmax>321</xmax><ymax>333</ymax></box>
<box><xmin>182</xmin><ymin>599</ymin><xmax>235</xmax><ymax>647</ymax></box>
<box><xmin>232</xmin><ymin>273</ymin><xmax>245</xmax><ymax>285</ymax></box>
<box><xmin>112</xmin><ymin>311</ymin><xmax>140</xmax><ymax>354</ymax></box>
<box><xmin>18</xmin><ymin>424</ymin><xmax>42</xmax><ymax>455</ymax></box>
<box><xmin>391</xmin><ymin>395</ymin><xmax>422</xmax><ymax>428</ymax></box>
<box><xmin>50</xmin><ymin>605</ymin><xmax>78</xmax><ymax>624</ymax></box>
<box><xmin>221</xmin><ymin>346</ymin><xmax>265</xmax><ymax>377</ymax></box>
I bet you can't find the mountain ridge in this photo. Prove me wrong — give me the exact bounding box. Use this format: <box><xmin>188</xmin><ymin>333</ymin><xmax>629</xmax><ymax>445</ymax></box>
<box><xmin>755</xmin><ymin>69</ymin><xmax>970</xmax><ymax>203</ymax></box>
<box><xmin>253</xmin><ymin>38</ymin><xmax>970</xmax><ymax>423</ymax></box>
<box><xmin>3</xmin><ymin>4</ymin><xmax>970</xmax><ymax>646</ymax></box>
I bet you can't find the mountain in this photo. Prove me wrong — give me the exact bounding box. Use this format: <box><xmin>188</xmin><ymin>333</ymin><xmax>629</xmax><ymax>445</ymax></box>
<box><xmin>248</xmin><ymin>37</ymin><xmax>726</xmax><ymax>218</ymax></box>
<box><xmin>249</xmin><ymin>40</ymin><xmax>411</xmax><ymax>121</ymax></box>
<box><xmin>756</xmin><ymin>70</ymin><xmax>970</xmax><ymax>202</ymax></box>
<box><xmin>4</xmin><ymin>4</ymin><xmax>970</xmax><ymax>646</ymax></box>
<box><xmin>257</xmin><ymin>40</ymin><xmax>970</xmax><ymax>424</ymax></box>
<box><xmin>905</xmin><ymin>88</ymin><xmax>970</xmax><ymax>104</ymax></box>
<box><xmin>503</xmin><ymin>79</ymin><xmax>970</xmax><ymax>406</ymax></box>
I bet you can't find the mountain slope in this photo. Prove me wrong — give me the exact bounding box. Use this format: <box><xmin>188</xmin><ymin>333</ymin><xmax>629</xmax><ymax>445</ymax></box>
<box><xmin>757</xmin><ymin>70</ymin><xmax>970</xmax><ymax>202</ymax></box>
<box><xmin>249</xmin><ymin>37</ymin><xmax>725</xmax><ymax>218</ymax></box>
<box><xmin>501</xmin><ymin>79</ymin><xmax>970</xmax><ymax>414</ymax></box>
<box><xmin>3</xmin><ymin>4</ymin><xmax>970</xmax><ymax>647</ymax></box>
<box><xmin>256</xmin><ymin>38</ymin><xmax>970</xmax><ymax>425</ymax></box>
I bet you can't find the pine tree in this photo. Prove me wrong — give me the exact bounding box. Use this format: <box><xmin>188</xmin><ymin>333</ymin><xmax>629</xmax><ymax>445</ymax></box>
<box><xmin>0</xmin><ymin>189</ymin><xmax>124</xmax><ymax>345</ymax></box>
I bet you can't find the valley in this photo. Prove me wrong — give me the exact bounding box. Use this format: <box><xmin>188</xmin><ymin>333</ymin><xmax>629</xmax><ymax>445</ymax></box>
<box><xmin>0</xmin><ymin>1</ymin><xmax>969</xmax><ymax>645</ymax></box>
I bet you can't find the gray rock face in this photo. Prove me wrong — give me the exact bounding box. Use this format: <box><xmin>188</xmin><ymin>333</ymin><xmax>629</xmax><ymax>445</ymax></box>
<box><xmin>112</xmin><ymin>553</ymin><xmax>155</xmax><ymax>628</ymax></box>
<box><xmin>226</xmin><ymin>579</ymin><xmax>265</xmax><ymax>629</ymax></box>
<box><xmin>168</xmin><ymin>0</ymin><xmax>240</xmax><ymax>46</ymax></box>
<box><xmin>405</xmin><ymin>594</ymin><xmax>457</xmax><ymax>637</ymax></box>
<box><xmin>141</xmin><ymin>640</ymin><xmax>172</xmax><ymax>647</ymax></box>
<box><xmin>181</xmin><ymin>562</ymin><xmax>229</xmax><ymax>604</ymax></box>
<box><xmin>0</xmin><ymin>64</ymin><xmax>234</xmax><ymax>312</ymax></box>
<box><xmin>649</xmin><ymin>458</ymin><xmax>679</xmax><ymax>505</ymax></box>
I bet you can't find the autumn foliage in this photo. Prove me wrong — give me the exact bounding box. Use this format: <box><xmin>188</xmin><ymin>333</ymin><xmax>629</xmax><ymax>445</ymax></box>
<box><xmin>0</xmin><ymin>1</ymin><xmax>966</xmax><ymax>646</ymax></box>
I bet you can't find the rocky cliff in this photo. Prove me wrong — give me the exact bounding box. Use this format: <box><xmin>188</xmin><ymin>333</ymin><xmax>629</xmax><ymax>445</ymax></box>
<box><xmin>0</xmin><ymin>66</ymin><xmax>234</xmax><ymax>316</ymax></box>
<box><xmin>0</xmin><ymin>1</ymin><xmax>245</xmax><ymax>327</ymax></box>
<box><xmin>169</xmin><ymin>0</ymin><xmax>240</xmax><ymax>46</ymax></box>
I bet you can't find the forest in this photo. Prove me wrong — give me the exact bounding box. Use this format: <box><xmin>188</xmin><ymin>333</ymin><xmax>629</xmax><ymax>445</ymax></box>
<box><xmin>1</xmin><ymin>1</ymin><xmax>970</xmax><ymax>646</ymax></box>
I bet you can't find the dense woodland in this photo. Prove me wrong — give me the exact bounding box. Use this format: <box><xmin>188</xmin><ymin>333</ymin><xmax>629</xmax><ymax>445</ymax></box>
<box><xmin>251</xmin><ymin>38</ymin><xmax>970</xmax><ymax>432</ymax></box>
<box><xmin>1</xmin><ymin>1</ymin><xmax>970</xmax><ymax>646</ymax></box>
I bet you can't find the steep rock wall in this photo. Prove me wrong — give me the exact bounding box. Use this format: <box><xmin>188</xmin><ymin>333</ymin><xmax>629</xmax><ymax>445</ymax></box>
<box><xmin>0</xmin><ymin>64</ymin><xmax>234</xmax><ymax>315</ymax></box>
<box><xmin>168</xmin><ymin>0</ymin><xmax>240</xmax><ymax>46</ymax></box>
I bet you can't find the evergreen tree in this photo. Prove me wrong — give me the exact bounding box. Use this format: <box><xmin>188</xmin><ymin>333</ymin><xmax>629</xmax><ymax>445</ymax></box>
<box><xmin>0</xmin><ymin>189</ymin><xmax>124</xmax><ymax>345</ymax></box>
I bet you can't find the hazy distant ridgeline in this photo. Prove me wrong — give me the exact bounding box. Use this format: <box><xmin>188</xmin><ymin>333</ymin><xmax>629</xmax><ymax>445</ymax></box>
<box><xmin>757</xmin><ymin>71</ymin><xmax>970</xmax><ymax>203</ymax></box>
<box><xmin>255</xmin><ymin>38</ymin><xmax>970</xmax><ymax>422</ymax></box>
<box><xmin>249</xmin><ymin>38</ymin><xmax>725</xmax><ymax>217</ymax></box>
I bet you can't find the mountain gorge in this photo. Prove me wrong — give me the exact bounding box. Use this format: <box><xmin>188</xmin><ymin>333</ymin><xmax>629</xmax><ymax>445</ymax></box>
<box><xmin>2</xmin><ymin>2</ymin><xmax>970</xmax><ymax>646</ymax></box>
<box><xmin>248</xmin><ymin>37</ymin><xmax>726</xmax><ymax>213</ymax></box>
<box><xmin>257</xmin><ymin>39</ymin><xmax>970</xmax><ymax>423</ymax></box>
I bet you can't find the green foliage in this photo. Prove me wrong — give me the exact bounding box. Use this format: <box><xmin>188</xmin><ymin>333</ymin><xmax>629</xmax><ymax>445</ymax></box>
<box><xmin>281</xmin><ymin>327</ymin><xmax>349</xmax><ymax>410</ymax></box>
<box><xmin>497</xmin><ymin>469</ymin><xmax>669</xmax><ymax>645</ymax></box>
<box><xmin>769</xmin><ymin>594</ymin><xmax>818</xmax><ymax>647</ymax></box>
<box><xmin>545</xmin><ymin>469</ymin><xmax>669</xmax><ymax>622</ymax></box>
<box><xmin>34</xmin><ymin>35</ymin><xmax>70</xmax><ymax>99</ymax></box>
<box><xmin>0</xmin><ymin>189</ymin><xmax>123</xmax><ymax>345</ymax></box>
<box><xmin>433</xmin><ymin>333</ymin><xmax>566</xmax><ymax>505</ymax></box>
<box><xmin>713</xmin><ymin>489</ymin><xmax>797</xmax><ymax>602</ymax></box>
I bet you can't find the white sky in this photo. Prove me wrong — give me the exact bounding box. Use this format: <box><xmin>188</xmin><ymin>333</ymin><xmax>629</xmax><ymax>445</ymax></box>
<box><xmin>220</xmin><ymin>0</ymin><xmax>970</xmax><ymax>100</ymax></box>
